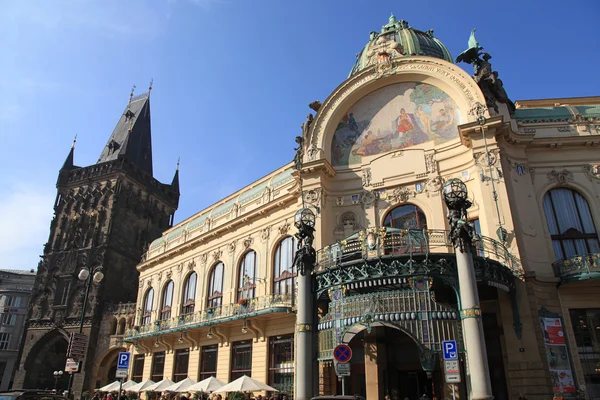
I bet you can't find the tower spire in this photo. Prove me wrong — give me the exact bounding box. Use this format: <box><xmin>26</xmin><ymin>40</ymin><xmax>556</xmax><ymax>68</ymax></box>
<box><xmin>129</xmin><ymin>84</ymin><xmax>136</xmax><ymax>104</ymax></box>
<box><xmin>61</xmin><ymin>135</ymin><xmax>77</xmax><ymax>170</ymax></box>
<box><xmin>171</xmin><ymin>157</ymin><xmax>180</xmax><ymax>194</ymax></box>
<box><xmin>148</xmin><ymin>79</ymin><xmax>153</xmax><ymax>97</ymax></box>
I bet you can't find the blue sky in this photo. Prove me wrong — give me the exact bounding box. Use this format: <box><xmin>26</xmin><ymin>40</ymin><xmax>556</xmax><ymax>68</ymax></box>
<box><xmin>1</xmin><ymin>0</ymin><xmax>599</xmax><ymax>271</ymax></box>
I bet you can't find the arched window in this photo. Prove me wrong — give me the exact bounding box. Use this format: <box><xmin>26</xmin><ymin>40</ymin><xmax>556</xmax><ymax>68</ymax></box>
<box><xmin>182</xmin><ymin>272</ymin><xmax>197</xmax><ymax>315</ymax></box>
<box><xmin>274</xmin><ymin>237</ymin><xmax>296</xmax><ymax>296</ymax></box>
<box><xmin>142</xmin><ymin>288</ymin><xmax>154</xmax><ymax>326</ymax></box>
<box><xmin>237</xmin><ymin>251</ymin><xmax>257</xmax><ymax>301</ymax></box>
<box><xmin>383</xmin><ymin>204</ymin><xmax>428</xmax><ymax>229</ymax></box>
<box><xmin>543</xmin><ymin>188</ymin><xmax>599</xmax><ymax>260</ymax></box>
<box><xmin>160</xmin><ymin>281</ymin><xmax>174</xmax><ymax>320</ymax></box>
<box><xmin>207</xmin><ymin>262</ymin><xmax>224</xmax><ymax>308</ymax></box>
<box><xmin>118</xmin><ymin>318</ymin><xmax>126</xmax><ymax>335</ymax></box>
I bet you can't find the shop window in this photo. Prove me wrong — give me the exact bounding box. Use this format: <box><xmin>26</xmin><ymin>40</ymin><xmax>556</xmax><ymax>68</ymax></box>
<box><xmin>151</xmin><ymin>352</ymin><xmax>165</xmax><ymax>382</ymax></box>
<box><xmin>132</xmin><ymin>355</ymin><xmax>145</xmax><ymax>382</ymax></box>
<box><xmin>274</xmin><ymin>237</ymin><xmax>296</xmax><ymax>296</ymax></box>
<box><xmin>207</xmin><ymin>263</ymin><xmax>224</xmax><ymax>308</ymax></box>
<box><xmin>173</xmin><ymin>348</ymin><xmax>190</xmax><ymax>382</ymax></box>
<box><xmin>543</xmin><ymin>188</ymin><xmax>599</xmax><ymax>260</ymax></box>
<box><xmin>200</xmin><ymin>345</ymin><xmax>218</xmax><ymax>381</ymax></box>
<box><xmin>569</xmin><ymin>309</ymin><xmax>600</xmax><ymax>398</ymax></box>
<box><xmin>142</xmin><ymin>288</ymin><xmax>154</xmax><ymax>326</ymax></box>
<box><xmin>237</xmin><ymin>251</ymin><xmax>256</xmax><ymax>301</ymax></box>
<box><xmin>230</xmin><ymin>340</ymin><xmax>252</xmax><ymax>380</ymax></box>
<box><xmin>182</xmin><ymin>272</ymin><xmax>197</xmax><ymax>315</ymax></box>
<box><xmin>269</xmin><ymin>334</ymin><xmax>294</xmax><ymax>395</ymax></box>
<box><xmin>160</xmin><ymin>281</ymin><xmax>174</xmax><ymax>320</ymax></box>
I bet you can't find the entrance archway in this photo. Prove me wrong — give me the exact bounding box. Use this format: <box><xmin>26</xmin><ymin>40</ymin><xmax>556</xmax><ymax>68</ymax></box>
<box><xmin>343</xmin><ymin>325</ymin><xmax>441</xmax><ymax>400</ymax></box>
<box><xmin>24</xmin><ymin>330</ymin><xmax>69</xmax><ymax>390</ymax></box>
<box><xmin>94</xmin><ymin>348</ymin><xmax>126</xmax><ymax>388</ymax></box>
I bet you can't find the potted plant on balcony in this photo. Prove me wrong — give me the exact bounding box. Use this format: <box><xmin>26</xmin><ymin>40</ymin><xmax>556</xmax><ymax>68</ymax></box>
<box><xmin>238</xmin><ymin>298</ymin><xmax>249</xmax><ymax>308</ymax></box>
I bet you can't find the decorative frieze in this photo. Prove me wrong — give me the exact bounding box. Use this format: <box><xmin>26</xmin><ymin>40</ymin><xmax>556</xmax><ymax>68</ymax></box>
<box><xmin>547</xmin><ymin>169</ymin><xmax>573</xmax><ymax>184</ymax></box>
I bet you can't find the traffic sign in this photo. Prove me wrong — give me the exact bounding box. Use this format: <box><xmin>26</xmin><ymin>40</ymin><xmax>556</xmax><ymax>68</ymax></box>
<box><xmin>67</xmin><ymin>333</ymin><xmax>89</xmax><ymax>360</ymax></box>
<box><xmin>334</xmin><ymin>361</ymin><xmax>351</xmax><ymax>377</ymax></box>
<box><xmin>333</xmin><ymin>344</ymin><xmax>352</xmax><ymax>363</ymax></box>
<box><xmin>115</xmin><ymin>369</ymin><xmax>128</xmax><ymax>379</ymax></box>
<box><xmin>442</xmin><ymin>340</ymin><xmax>458</xmax><ymax>360</ymax></box>
<box><xmin>117</xmin><ymin>352</ymin><xmax>131</xmax><ymax>369</ymax></box>
<box><xmin>65</xmin><ymin>358</ymin><xmax>80</xmax><ymax>373</ymax></box>
<box><xmin>444</xmin><ymin>360</ymin><xmax>461</xmax><ymax>383</ymax></box>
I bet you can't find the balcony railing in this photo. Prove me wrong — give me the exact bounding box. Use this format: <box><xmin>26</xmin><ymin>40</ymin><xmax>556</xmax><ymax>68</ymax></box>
<box><xmin>125</xmin><ymin>293</ymin><xmax>294</xmax><ymax>339</ymax></box>
<box><xmin>553</xmin><ymin>253</ymin><xmax>600</xmax><ymax>283</ymax></box>
<box><xmin>316</xmin><ymin>228</ymin><xmax>523</xmax><ymax>278</ymax></box>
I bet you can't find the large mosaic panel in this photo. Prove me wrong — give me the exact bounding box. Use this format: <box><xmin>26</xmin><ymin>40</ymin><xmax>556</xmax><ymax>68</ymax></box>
<box><xmin>331</xmin><ymin>82</ymin><xmax>461</xmax><ymax>166</ymax></box>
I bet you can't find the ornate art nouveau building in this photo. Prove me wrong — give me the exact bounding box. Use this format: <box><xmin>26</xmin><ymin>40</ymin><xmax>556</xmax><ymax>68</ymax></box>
<box><xmin>122</xmin><ymin>16</ymin><xmax>600</xmax><ymax>400</ymax></box>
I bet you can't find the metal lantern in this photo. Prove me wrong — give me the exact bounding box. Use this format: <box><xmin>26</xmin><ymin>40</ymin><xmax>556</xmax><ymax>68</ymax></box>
<box><xmin>294</xmin><ymin>208</ymin><xmax>316</xmax><ymax>230</ymax></box>
<box><xmin>442</xmin><ymin>178</ymin><xmax>469</xmax><ymax>208</ymax></box>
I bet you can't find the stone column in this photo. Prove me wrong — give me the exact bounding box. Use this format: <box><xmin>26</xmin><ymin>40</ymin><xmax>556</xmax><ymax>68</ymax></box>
<box><xmin>295</xmin><ymin>269</ymin><xmax>314</xmax><ymax>400</ymax></box>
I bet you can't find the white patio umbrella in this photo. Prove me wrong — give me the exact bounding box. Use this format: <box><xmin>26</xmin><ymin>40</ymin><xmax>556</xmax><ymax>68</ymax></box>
<box><xmin>187</xmin><ymin>377</ymin><xmax>226</xmax><ymax>393</ymax></box>
<box><xmin>128</xmin><ymin>379</ymin><xmax>155</xmax><ymax>393</ymax></box>
<box><xmin>213</xmin><ymin>375</ymin><xmax>278</xmax><ymax>393</ymax></box>
<box><xmin>98</xmin><ymin>381</ymin><xmax>121</xmax><ymax>391</ymax></box>
<box><xmin>145</xmin><ymin>378</ymin><xmax>175</xmax><ymax>392</ymax></box>
<box><xmin>121</xmin><ymin>380</ymin><xmax>138</xmax><ymax>390</ymax></box>
<box><xmin>163</xmin><ymin>377</ymin><xmax>197</xmax><ymax>392</ymax></box>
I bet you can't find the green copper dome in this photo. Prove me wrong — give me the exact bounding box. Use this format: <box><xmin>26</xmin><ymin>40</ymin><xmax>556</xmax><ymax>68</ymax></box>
<box><xmin>349</xmin><ymin>15</ymin><xmax>453</xmax><ymax>77</ymax></box>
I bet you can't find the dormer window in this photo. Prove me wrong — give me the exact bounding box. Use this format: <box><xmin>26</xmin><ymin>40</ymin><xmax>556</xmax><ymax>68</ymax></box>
<box><xmin>124</xmin><ymin>109</ymin><xmax>135</xmax><ymax>120</ymax></box>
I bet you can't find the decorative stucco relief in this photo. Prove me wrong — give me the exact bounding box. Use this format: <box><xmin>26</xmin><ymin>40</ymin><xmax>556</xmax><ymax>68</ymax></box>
<box><xmin>547</xmin><ymin>169</ymin><xmax>573</xmax><ymax>184</ymax></box>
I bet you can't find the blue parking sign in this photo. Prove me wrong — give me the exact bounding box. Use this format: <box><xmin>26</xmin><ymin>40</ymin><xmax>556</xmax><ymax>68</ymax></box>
<box><xmin>117</xmin><ymin>352</ymin><xmax>130</xmax><ymax>369</ymax></box>
<box><xmin>442</xmin><ymin>340</ymin><xmax>458</xmax><ymax>360</ymax></box>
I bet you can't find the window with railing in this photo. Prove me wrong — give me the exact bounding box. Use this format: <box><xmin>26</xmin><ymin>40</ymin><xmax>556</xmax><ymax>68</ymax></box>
<box><xmin>160</xmin><ymin>281</ymin><xmax>174</xmax><ymax>320</ymax></box>
<box><xmin>132</xmin><ymin>355</ymin><xmax>144</xmax><ymax>382</ymax></box>
<box><xmin>142</xmin><ymin>288</ymin><xmax>154</xmax><ymax>326</ymax></box>
<box><xmin>207</xmin><ymin>263</ymin><xmax>224</xmax><ymax>308</ymax></box>
<box><xmin>543</xmin><ymin>188</ymin><xmax>600</xmax><ymax>260</ymax></box>
<box><xmin>200</xmin><ymin>345</ymin><xmax>218</xmax><ymax>381</ymax></box>
<box><xmin>383</xmin><ymin>204</ymin><xmax>429</xmax><ymax>254</ymax></box>
<box><xmin>237</xmin><ymin>251</ymin><xmax>257</xmax><ymax>301</ymax></box>
<box><xmin>173</xmin><ymin>348</ymin><xmax>190</xmax><ymax>382</ymax></box>
<box><xmin>0</xmin><ymin>333</ymin><xmax>11</xmax><ymax>350</ymax></box>
<box><xmin>151</xmin><ymin>352</ymin><xmax>165</xmax><ymax>382</ymax></box>
<box><xmin>182</xmin><ymin>272</ymin><xmax>197</xmax><ymax>315</ymax></box>
<box><xmin>383</xmin><ymin>204</ymin><xmax>428</xmax><ymax>230</ymax></box>
<box><xmin>274</xmin><ymin>237</ymin><xmax>296</xmax><ymax>296</ymax></box>
<box><xmin>230</xmin><ymin>340</ymin><xmax>252</xmax><ymax>380</ymax></box>
<box><xmin>269</xmin><ymin>334</ymin><xmax>294</xmax><ymax>395</ymax></box>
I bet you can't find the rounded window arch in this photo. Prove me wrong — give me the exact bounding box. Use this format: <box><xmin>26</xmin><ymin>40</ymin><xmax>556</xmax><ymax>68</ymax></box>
<box><xmin>118</xmin><ymin>318</ymin><xmax>126</xmax><ymax>335</ymax></box>
<box><xmin>237</xmin><ymin>250</ymin><xmax>257</xmax><ymax>301</ymax></box>
<box><xmin>182</xmin><ymin>272</ymin><xmax>197</xmax><ymax>315</ymax></box>
<box><xmin>542</xmin><ymin>188</ymin><xmax>599</xmax><ymax>260</ymax></box>
<box><xmin>207</xmin><ymin>262</ymin><xmax>224</xmax><ymax>309</ymax></box>
<box><xmin>383</xmin><ymin>204</ymin><xmax>428</xmax><ymax>230</ymax></box>
<box><xmin>141</xmin><ymin>288</ymin><xmax>154</xmax><ymax>326</ymax></box>
<box><xmin>160</xmin><ymin>280</ymin><xmax>174</xmax><ymax>320</ymax></box>
<box><xmin>274</xmin><ymin>236</ymin><xmax>296</xmax><ymax>296</ymax></box>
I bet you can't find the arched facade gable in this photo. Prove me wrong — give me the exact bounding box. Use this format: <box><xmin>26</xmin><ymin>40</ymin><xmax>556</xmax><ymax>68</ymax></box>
<box><xmin>308</xmin><ymin>57</ymin><xmax>487</xmax><ymax>166</ymax></box>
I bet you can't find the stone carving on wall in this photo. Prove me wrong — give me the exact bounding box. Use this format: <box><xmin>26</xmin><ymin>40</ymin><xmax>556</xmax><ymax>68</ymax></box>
<box><xmin>303</xmin><ymin>189</ymin><xmax>322</xmax><ymax>205</ymax></box>
<box><xmin>278</xmin><ymin>221</ymin><xmax>291</xmax><ymax>236</ymax></box>
<box><xmin>425</xmin><ymin>154</ymin><xmax>437</xmax><ymax>174</ymax></box>
<box><xmin>389</xmin><ymin>186</ymin><xmax>415</xmax><ymax>203</ymax></box>
<box><xmin>212</xmin><ymin>249</ymin><xmax>222</xmax><ymax>261</ymax></box>
<box><xmin>187</xmin><ymin>260</ymin><xmax>196</xmax><ymax>271</ymax></box>
<box><xmin>243</xmin><ymin>235</ymin><xmax>254</xmax><ymax>249</ymax></box>
<box><xmin>547</xmin><ymin>169</ymin><xmax>573</xmax><ymax>184</ymax></box>
<box><xmin>260</xmin><ymin>226</ymin><xmax>271</xmax><ymax>242</ymax></box>
<box><xmin>139</xmin><ymin>278</ymin><xmax>144</xmax><ymax>288</ymax></box>
<box><xmin>157</xmin><ymin>271</ymin><xmax>163</xmax><ymax>282</ymax></box>
<box><xmin>334</xmin><ymin>212</ymin><xmax>361</xmax><ymax>238</ymax></box>
<box><xmin>166</xmin><ymin>269</ymin><xmax>173</xmax><ymax>280</ymax></box>
<box><xmin>227</xmin><ymin>240</ymin><xmax>237</xmax><ymax>254</ymax></box>
<box><xmin>360</xmin><ymin>190</ymin><xmax>377</xmax><ymax>207</ymax></box>
<box><xmin>583</xmin><ymin>164</ymin><xmax>600</xmax><ymax>181</ymax></box>
<box><xmin>362</xmin><ymin>168</ymin><xmax>372</xmax><ymax>187</ymax></box>
<box><xmin>176</xmin><ymin>263</ymin><xmax>184</xmax><ymax>273</ymax></box>
<box><xmin>307</xmin><ymin>143</ymin><xmax>322</xmax><ymax>162</ymax></box>
<box><xmin>427</xmin><ymin>176</ymin><xmax>443</xmax><ymax>195</ymax></box>
<box><xmin>366</xmin><ymin>34</ymin><xmax>404</xmax><ymax>75</ymax></box>
<box><xmin>474</xmin><ymin>150</ymin><xmax>500</xmax><ymax>169</ymax></box>
<box><xmin>200</xmin><ymin>253</ymin><xmax>208</xmax><ymax>265</ymax></box>
<box><xmin>293</xmin><ymin>136</ymin><xmax>304</xmax><ymax>171</ymax></box>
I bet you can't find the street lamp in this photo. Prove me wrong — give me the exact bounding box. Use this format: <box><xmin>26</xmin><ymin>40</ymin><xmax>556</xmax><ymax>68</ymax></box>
<box><xmin>293</xmin><ymin>207</ymin><xmax>316</xmax><ymax>400</ymax></box>
<box><xmin>53</xmin><ymin>370</ymin><xmax>63</xmax><ymax>389</ymax></box>
<box><xmin>442</xmin><ymin>178</ymin><xmax>493</xmax><ymax>400</ymax></box>
<box><xmin>65</xmin><ymin>264</ymin><xmax>105</xmax><ymax>397</ymax></box>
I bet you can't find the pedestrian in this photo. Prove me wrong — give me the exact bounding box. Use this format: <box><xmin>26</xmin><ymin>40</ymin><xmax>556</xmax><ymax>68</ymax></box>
<box><xmin>92</xmin><ymin>393</ymin><xmax>100</xmax><ymax>400</ymax></box>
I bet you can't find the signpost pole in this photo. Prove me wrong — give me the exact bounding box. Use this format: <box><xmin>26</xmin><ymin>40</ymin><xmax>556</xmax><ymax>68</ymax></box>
<box><xmin>452</xmin><ymin>385</ymin><xmax>456</xmax><ymax>400</ymax></box>
<box><xmin>118</xmin><ymin>378</ymin><xmax>123</xmax><ymax>400</ymax></box>
<box><xmin>341</xmin><ymin>378</ymin><xmax>345</xmax><ymax>396</ymax></box>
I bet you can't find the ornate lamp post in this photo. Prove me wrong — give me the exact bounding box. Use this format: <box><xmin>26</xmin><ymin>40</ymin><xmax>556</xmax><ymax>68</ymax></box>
<box><xmin>442</xmin><ymin>178</ymin><xmax>493</xmax><ymax>399</ymax></box>
<box><xmin>65</xmin><ymin>264</ymin><xmax>104</xmax><ymax>397</ymax></box>
<box><xmin>53</xmin><ymin>370</ymin><xmax>63</xmax><ymax>390</ymax></box>
<box><xmin>293</xmin><ymin>208</ymin><xmax>316</xmax><ymax>400</ymax></box>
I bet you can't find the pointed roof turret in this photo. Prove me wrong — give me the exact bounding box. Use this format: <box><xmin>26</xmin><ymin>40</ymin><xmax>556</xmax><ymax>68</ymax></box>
<box><xmin>97</xmin><ymin>85</ymin><xmax>153</xmax><ymax>176</ymax></box>
<box><xmin>61</xmin><ymin>135</ymin><xmax>77</xmax><ymax>170</ymax></box>
<box><xmin>171</xmin><ymin>157</ymin><xmax>180</xmax><ymax>194</ymax></box>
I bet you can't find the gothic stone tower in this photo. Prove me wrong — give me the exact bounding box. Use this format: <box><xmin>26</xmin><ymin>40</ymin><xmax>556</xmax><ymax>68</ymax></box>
<box><xmin>13</xmin><ymin>91</ymin><xmax>179</xmax><ymax>393</ymax></box>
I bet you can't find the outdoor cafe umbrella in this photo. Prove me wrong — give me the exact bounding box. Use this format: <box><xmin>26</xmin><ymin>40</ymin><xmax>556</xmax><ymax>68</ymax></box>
<box><xmin>187</xmin><ymin>377</ymin><xmax>226</xmax><ymax>393</ymax></box>
<box><xmin>163</xmin><ymin>377</ymin><xmax>197</xmax><ymax>392</ymax></box>
<box><xmin>145</xmin><ymin>378</ymin><xmax>175</xmax><ymax>392</ymax></box>
<box><xmin>213</xmin><ymin>375</ymin><xmax>278</xmax><ymax>393</ymax></box>
<box><xmin>128</xmin><ymin>379</ymin><xmax>155</xmax><ymax>393</ymax></box>
<box><xmin>121</xmin><ymin>380</ymin><xmax>138</xmax><ymax>390</ymax></box>
<box><xmin>98</xmin><ymin>381</ymin><xmax>122</xmax><ymax>391</ymax></box>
